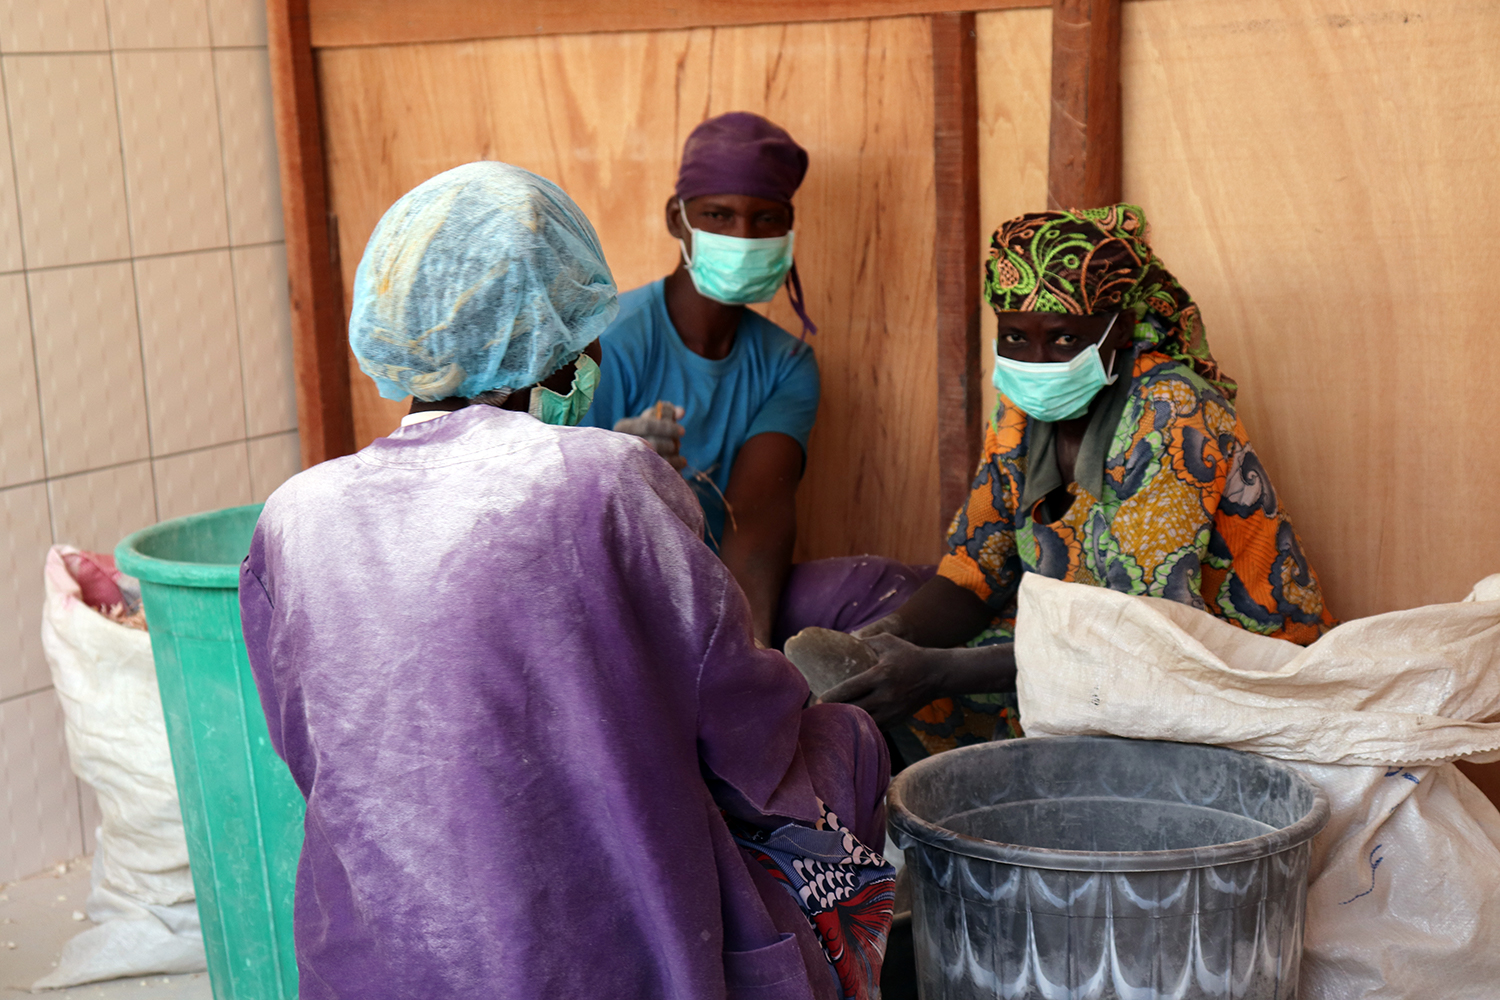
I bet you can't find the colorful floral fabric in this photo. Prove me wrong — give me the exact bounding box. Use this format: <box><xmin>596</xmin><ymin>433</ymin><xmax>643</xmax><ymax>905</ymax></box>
<box><xmin>908</xmin><ymin>350</ymin><xmax>1336</xmax><ymax>759</ymax></box>
<box><xmin>888</xmin><ymin>688</ymin><xmax>1024</xmax><ymax>772</ymax></box>
<box><xmin>731</xmin><ymin>803</ymin><xmax>895</xmax><ymax>1000</ymax></box>
<box><xmin>985</xmin><ymin>204</ymin><xmax>1237</xmax><ymax>402</ymax></box>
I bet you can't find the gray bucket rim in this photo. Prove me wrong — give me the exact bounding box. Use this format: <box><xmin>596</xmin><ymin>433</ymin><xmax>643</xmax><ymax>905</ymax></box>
<box><xmin>887</xmin><ymin>735</ymin><xmax>1331</xmax><ymax>872</ymax></box>
<box><xmin>115</xmin><ymin>503</ymin><xmax>264</xmax><ymax>590</ymax></box>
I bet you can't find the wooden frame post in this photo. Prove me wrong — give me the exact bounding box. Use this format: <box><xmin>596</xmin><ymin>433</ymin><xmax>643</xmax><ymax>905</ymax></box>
<box><xmin>268</xmin><ymin>0</ymin><xmax>355</xmax><ymax>468</ymax></box>
<box><xmin>931</xmin><ymin>11</ymin><xmax>983</xmax><ymax>535</ymax></box>
<box><xmin>1047</xmin><ymin>0</ymin><xmax>1122</xmax><ymax>209</ymax></box>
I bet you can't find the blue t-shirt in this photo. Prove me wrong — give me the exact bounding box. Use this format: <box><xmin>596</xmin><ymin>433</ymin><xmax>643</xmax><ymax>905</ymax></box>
<box><xmin>582</xmin><ymin>279</ymin><xmax>820</xmax><ymax>548</ymax></box>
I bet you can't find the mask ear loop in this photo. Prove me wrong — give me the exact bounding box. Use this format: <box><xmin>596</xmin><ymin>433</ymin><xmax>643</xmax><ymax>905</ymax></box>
<box><xmin>1098</xmin><ymin>312</ymin><xmax>1122</xmax><ymax>384</ymax></box>
<box><xmin>675</xmin><ymin>199</ymin><xmax>696</xmax><ymax>268</ymax></box>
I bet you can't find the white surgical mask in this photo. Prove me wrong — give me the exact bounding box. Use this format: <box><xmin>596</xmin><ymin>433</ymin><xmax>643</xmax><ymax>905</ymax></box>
<box><xmin>991</xmin><ymin>313</ymin><xmax>1122</xmax><ymax>422</ymax></box>
<box><xmin>676</xmin><ymin>199</ymin><xmax>795</xmax><ymax>305</ymax></box>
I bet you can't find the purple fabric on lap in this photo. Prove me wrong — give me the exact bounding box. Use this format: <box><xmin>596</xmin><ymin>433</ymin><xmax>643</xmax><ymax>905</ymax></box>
<box><xmin>773</xmin><ymin>556</ymin><xmax>936</xmax><ymax>648</ymax></box>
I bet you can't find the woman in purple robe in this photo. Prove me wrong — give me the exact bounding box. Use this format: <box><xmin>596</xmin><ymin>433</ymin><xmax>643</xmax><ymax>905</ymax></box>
<box><xmin>239</xmin><ymin>162</ymin><xmax>892</xmax><ymax>1000</ymax></box>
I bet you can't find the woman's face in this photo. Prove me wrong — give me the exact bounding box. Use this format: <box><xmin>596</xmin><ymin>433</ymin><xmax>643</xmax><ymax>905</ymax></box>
<box><xmin>994</xmin><ymin>311</ymin><xmax>1132</xmax><ymax>366</ymax></box>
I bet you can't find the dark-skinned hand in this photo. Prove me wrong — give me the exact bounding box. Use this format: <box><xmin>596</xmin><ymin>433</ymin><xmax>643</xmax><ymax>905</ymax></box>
<box><xmin>614</xmin><ymin>401</ymin><xmax>687</xmax><ymax>470</ymax></box>
<box><xmin>820</xmin><ymin>632</ymin><xmax>950</xmax><ymax>729</ymax></box>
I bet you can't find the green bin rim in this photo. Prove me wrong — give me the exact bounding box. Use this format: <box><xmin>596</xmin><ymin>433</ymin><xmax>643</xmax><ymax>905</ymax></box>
<box><xmin>115</xmin><ymin>503</ymin><xmax>264</xmax><ymax>589</ymax></box>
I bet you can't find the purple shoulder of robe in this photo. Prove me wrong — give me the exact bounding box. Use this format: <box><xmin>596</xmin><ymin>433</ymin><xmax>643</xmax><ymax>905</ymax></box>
<box><xmin>238</xmin><ymin>405</ymin><xmax>833</xmax><ymax>1000</ymax></box>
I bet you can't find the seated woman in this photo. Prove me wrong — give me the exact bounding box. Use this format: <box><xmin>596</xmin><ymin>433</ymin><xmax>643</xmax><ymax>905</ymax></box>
<box><xmin>822</xmin><ymin>205</ymin><xmax>1336</xmax><ymax>766</ymax></box>
<box><xmin>239</xmin><ymin>162</ymin><xmax>892</xmax><ymax>1000</ymax></box>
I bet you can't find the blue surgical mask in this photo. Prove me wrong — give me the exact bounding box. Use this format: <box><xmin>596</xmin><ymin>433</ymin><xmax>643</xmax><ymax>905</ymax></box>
<box><xmin>676</xmin><ymin>199</ymin><xmax>794</xmax><ymax>305</ymax></box>
<box><xmin>528</xmin><ymin>353</ymin><xmax>600</xmax><ymax>426</ymax></box>
<box><xmin>991</xmin><ymin>314</ymin><xmax>1121</xmax><ymax>422</ymax></box>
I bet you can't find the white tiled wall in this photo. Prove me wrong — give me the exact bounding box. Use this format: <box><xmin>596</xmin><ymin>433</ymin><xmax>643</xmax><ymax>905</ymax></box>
<box><xmin>0</xmin><ymin>0</ymin><xmax>299</xmax><ymax>883</ymax></box>
<box><xmin>0</xmin><ymin>692</ymin><xmax>84</xmax><ymax>881</ymax></box>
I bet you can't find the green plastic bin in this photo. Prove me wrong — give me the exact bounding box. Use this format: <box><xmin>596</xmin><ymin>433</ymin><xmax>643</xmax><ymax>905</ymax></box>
<box><xmin>116</xmin><ymin>504</ymin><xmax>303</xmax><ymax>1000</ymax></box>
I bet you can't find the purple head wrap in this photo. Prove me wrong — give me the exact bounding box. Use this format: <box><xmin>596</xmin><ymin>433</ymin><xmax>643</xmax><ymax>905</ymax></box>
<box><xmin>675</xmin><ymin>112</ymin><xmax>817</xmax><ymax>339</ymax></box>
<box><xmin>675</xmin><ymin>112</ymin><xmax>808</xmax><ymax>204</ymax></box>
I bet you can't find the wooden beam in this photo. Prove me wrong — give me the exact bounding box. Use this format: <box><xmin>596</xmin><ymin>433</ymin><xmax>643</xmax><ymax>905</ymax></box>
<box><xmin>931</xmin><ymin>11</ymin><xmax>983</xmax><ymax>534</ymax></box>
<box><xmin>1047</xmin><ymin>0</ymin><xmax>1121</xmax><ymax>209</ymax></box>
<box><xmin>307</xmin><ymin>0</ymin><xmax>1048</xmax><ymax>48</ymax></box>
<box><xmin>267</xmin><ymin>0</ymin><xmax>355</xmax><ymax>468</ymax></box>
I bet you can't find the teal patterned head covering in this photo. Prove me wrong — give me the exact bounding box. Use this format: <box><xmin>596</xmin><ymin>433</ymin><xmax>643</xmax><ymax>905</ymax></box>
<box><xmin>984</xmin><ymin>204</ymin><xmax>1236</xmax><ymax>402</ymax></box>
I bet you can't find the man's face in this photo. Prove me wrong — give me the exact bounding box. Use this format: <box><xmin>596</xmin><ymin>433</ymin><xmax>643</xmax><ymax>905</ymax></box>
<box><xmin>665</xmin><ymin>194</ymin><xmax>792</xmax><ymax>249</ymax></box>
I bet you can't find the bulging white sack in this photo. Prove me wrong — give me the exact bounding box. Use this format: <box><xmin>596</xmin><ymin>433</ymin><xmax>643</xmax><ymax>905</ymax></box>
<box><xmin>36</xmin><ymin>546</ymin><xmax>206</xmax><ymax>989</ymax></box>
<box><xmin>1014</xmin><ymin>572</ymin><xmax>1500</xmax><ymax>1000</ymax></box>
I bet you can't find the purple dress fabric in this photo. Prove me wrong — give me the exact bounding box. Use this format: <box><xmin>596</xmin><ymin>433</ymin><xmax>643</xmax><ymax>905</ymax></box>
<box><xmin>238</xmin><ymin>404</ymin><xmax>889</xmax><ymax>1000</ymax></box>
<box><xmin>773</xmin><ymin>557</ymin><xmax>937</xmax><ymax>649</ymax></box>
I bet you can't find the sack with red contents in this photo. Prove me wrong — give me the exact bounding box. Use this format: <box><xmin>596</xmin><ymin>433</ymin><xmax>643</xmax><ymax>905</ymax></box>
<box><xmin>36</xmin><ymin>546</ymin><xmax>205</xmax><ymax>988</ymax></box>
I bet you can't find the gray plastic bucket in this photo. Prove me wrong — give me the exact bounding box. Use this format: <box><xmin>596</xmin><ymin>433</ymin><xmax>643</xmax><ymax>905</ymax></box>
<box><xmin>887</xmin><ymin>736</ymin><xmax>1329</xmax><ymax>1000</ymax></box>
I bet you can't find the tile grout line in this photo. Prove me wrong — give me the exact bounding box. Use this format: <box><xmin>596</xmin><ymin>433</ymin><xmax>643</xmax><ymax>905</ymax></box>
<box><xmin>3</xmin><ymin>41</ymin><xmax>69</xmax><ymax>866</ymax></box>
<box><xmin>0</xmin><ymin>238</ymin><xmax>286</xmax><ymax>276</ymax></box>
<box><xmin>85</xmin><ymin>4</ymin><xmax>140</xmax><ymax>863</ymax></box>
<box><xmin>0</xmin><ymin>52</ymin><xmax>74</xmax><ymax>846</ymax></box>
<box><xmin>0</xmin><ymin>678</ymin><xmax>58</xmax><ymax>706</ymax></box>
<box><xmin>209</xmin><ymin>42</ymin><xmax>257</xmax><ymax>495</ymax></box>
<box><xmin>102</xmin><ymin>22</ymin><xmax>163</xmax><ymax>525</ymax></box>
<box><xmin>3</xmin><ymin>57</ymin><xmax>72</xmax><ymax>865</ymax></box>
<box><xmin>0</xmin><ymin>426</ymin><xmax>302</xmax><ymax>497</ymax></box>
<box><xmin>0</xmin><ymin>428</ymin><xmax>301</xmax><ymax>491</ymax></box>
<box><xmin>0</xmin><ymin>45</ymin><xmax>269</xmax><ymax>57</ymax></box>
<box><xmin>0</xmin><ymin>50</ymin><xmax>55</xmax><ymax>544</ymax></box>
<box><xmin>211</xmin><ymin>25</ymin><xmax>261</xmax><ymax>504</ymax></box>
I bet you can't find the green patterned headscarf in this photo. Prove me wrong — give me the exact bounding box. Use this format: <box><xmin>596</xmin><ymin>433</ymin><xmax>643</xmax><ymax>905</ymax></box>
<box><xmin>984</xmin><ymin>204</ymin><xmax>1236</xmax><ymax>402</ymax></box>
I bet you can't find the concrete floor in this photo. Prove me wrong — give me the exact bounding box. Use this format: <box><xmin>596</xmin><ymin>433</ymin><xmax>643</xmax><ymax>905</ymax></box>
<box><xmin>0</xmin><ymin>858</ymin><xmax>210</xmax><ymax>999</ymax></box>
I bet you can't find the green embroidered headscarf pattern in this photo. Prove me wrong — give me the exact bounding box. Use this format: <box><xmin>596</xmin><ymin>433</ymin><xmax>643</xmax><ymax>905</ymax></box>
<box><xmin>984</xmin><ymin>203</ymin><xmax>1237</xmax><ymax>403</ymax></box>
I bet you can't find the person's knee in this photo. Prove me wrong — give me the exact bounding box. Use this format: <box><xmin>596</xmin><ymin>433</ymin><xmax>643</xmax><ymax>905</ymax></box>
<box><xmin>803</xmin><ymin>702</ymin><xmax>890</xmax><ymax>794</ymax></box>
<box><xmin>803</xmin><ymin>700</ymin><xmax>880</xmax><ymax>747</ymax></box>
<box><xmin>801</xmin><ymin>702</ymin><xmax>890</xmax><ymax>851</ymax></box>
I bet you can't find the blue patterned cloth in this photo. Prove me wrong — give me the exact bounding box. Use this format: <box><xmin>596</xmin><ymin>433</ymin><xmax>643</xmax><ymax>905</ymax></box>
<box><xmin>348</xmin><ymin>161</ymin><xmax>618</xmax><ymax>401</ymax></box>
<box><xmin>731</xmin><ymin>803</ymin><xmax>896</xmax><ymax>1000</ymax></box>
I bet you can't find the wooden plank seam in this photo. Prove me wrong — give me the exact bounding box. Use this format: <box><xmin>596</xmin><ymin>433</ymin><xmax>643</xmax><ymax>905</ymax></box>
<box><xmin>268</xmin><ymin>0</ymin><xmax>355</xmax><ymax>468</ymax></box>
<box><xmin>931</xmin><ymin>12</ymin><xmax>984</xmax><ymax>534</ymax></box>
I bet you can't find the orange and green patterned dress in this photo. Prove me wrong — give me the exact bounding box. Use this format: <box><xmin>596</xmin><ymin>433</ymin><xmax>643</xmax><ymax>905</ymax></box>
<box><xmin>900</xmin><ymin>349</ymin><xmax>1336</xmax><ymax>760</ymax></box>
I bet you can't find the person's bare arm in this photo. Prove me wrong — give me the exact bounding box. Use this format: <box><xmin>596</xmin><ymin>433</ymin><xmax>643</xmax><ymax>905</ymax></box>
<box><xmin>718</xmin><ymin>432</ymin><xmax>803</xmax><ymax>646</ymax></box>
<box><xmin>821</xmin><ymin>633</ymin><xmax>1017</xmax><ymax>728</ymax></box>
<box><xmin>854</xmin><ymin>574</ymin><xmax>995</xmax><ymax>647</ymax></box>
<box><xmin>821</xmin><ymin>576</ymin><xmax>1013</xmax><ymax>726</ymax></box>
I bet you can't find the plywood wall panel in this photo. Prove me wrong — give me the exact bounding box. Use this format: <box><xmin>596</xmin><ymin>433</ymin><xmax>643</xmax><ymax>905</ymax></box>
<box><xmin>317</xmin><ymin>16</ymin><xmax>942</xmax><ymax>563</ymax></box>
<box><xmin>319</xmin><ymin>29</ymin><xmax>699</xmax><ymax>446</ymax></box>
<box><xmin>703</xmin><ymin>19</ymin><xmax>942</xmax><ymax>565</ymax></box>
<box><xmin>975</xmin><ymin>7</ymin><xmax>1052</xmax><ymax>433</ymax></box>
<box><xmin>1120</xmin><ymin>0</ymin><xmax>1500</xmax><ymax>619</ymax></box>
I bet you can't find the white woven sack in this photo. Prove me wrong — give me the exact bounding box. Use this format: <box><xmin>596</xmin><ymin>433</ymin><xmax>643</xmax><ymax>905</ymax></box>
<box><xmin>1014</xmin><ymin>572</ymin><xmax>1500</xmax><ymax>1000</ymax></box>
<box><xmin>36</xmin><ymin>546</ymin><xmax>206</xmax><ymax>988</ymax></box>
